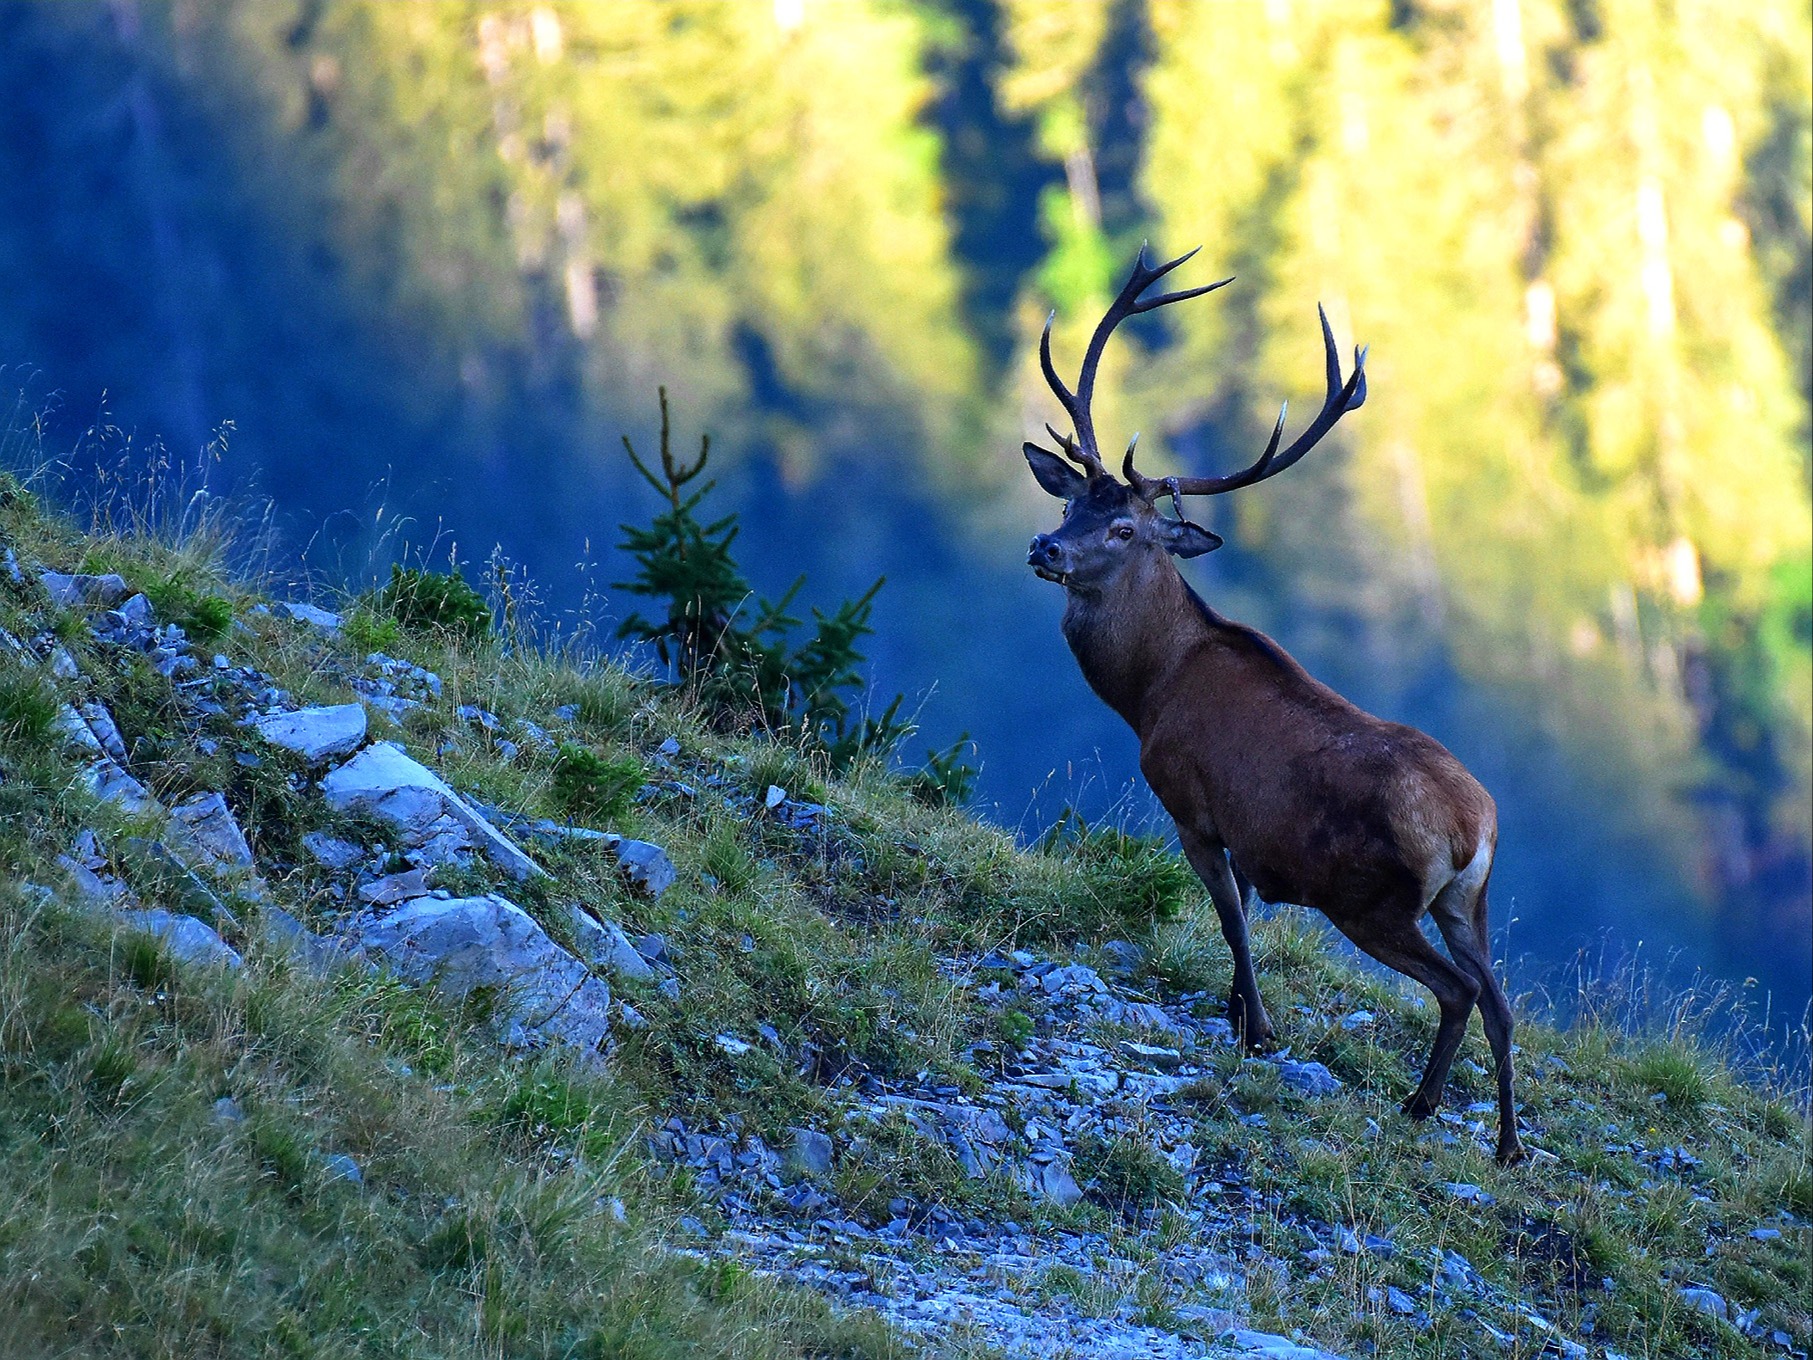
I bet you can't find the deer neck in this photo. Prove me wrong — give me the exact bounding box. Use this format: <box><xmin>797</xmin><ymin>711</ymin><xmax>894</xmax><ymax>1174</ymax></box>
<box><xmin>1060</xmin><ymin>556</ymin><xmax>1210</xmax><ymax>732</ymax></box>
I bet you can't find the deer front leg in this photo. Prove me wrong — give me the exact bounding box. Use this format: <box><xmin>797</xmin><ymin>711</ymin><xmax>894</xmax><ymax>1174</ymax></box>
<box><xmin>1177</xmin><ymin>827</ymin><xmax>1275</xmax><ymax>1051</ymax></box>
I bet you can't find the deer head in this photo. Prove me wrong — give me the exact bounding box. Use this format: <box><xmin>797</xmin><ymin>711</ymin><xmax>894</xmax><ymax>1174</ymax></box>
<box><xmin>1025</xmin><ymin>244</ymin><xmax>1367</xmax><ymax>594</ymax></box>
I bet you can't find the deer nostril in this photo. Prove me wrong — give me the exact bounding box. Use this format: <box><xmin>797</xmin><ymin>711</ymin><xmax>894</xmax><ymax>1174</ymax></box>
<box><xmin>1043</xmin><ymin>543</ymin><xmax>1061</xmax><ymax>561</ymax></box>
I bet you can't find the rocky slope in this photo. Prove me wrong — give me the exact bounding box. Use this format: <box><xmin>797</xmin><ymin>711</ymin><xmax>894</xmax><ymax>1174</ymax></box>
<box><xmin>0</xmin><ymin>499</ymin><xmax>1806</xmax><ymax>1360</ymax></box>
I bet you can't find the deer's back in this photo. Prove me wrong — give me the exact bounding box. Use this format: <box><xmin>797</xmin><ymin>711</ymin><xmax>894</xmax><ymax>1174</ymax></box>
<box><xmin>1139</xmin><ymin>623</ymin><xmax>1494</xmax><ymax>915</ymax></box>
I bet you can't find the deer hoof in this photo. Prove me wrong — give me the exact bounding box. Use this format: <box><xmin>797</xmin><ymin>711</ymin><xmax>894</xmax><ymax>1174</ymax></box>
<box><xmin>1240</xmin><ymin>1025</ymin><xmax>1276</xmax><ymax>1054</ymax></box>
<box><xmin>1400</xmin><ymin>1093</ymin><xmax>1439</xmax><ymax>1120</ymax></box>
<box><xmin>1496</xmin><ymin>1137</ymin><xmax>1528</xmax><ymax>1167</ymax></box>
<box><xmin>1228</xmin><ymin>1002</ymin><xmax>1274</xmax><ymax>1052</ymax></box>
<box><xmin>1226</xmin><ymin>993</ymin><xmax>1274</xmax><ymax>1048</ymax></box>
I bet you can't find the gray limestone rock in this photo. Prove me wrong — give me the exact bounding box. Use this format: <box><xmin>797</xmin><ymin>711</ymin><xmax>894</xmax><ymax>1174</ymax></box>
<box><xmin>321</xmin><ymin>742</ymin><xmax>543</xmax><ymax>880</ymax></box>
<box><xmin>301</xmin><ymin>832</ymin><xmax>365</xmax><ymax>871</ymax></box>
<box><xmin>117</xmin><ymin>909</ymin><xmax>242</xmax><ymax>969</ymax></box>
<box><xmin>609</xmin><ymin>836</ymin><xmax>676</xmax><ymax>898</ymax></box>
<box><xmin>168</xmin><ymin>792</ymin><xmax>256</xmax><ymax>872</ymax></box>
<box><xmin>787</xmin><ymin>1127</ymin><xmax>834</xmax><ymax>1177</ymax></box>
<box><xmin>40</xmin><ymin>571</ymin><xmax>130</xmax><ymax>609</ymax></box>
<box><xmin>570</xmin><ymin>906</ymin><xmax>656</xmax><ymax>981</ymax></box>
<box><xmin>253</xmin><ymin>703</ymin><xmax>367</xmax><ymax>764</ymax></box>
<box><xmin>357</xmin><ymin>869</ymin><xmax>432</xmax><ymax>906</ymax></box>
<box><xmin>350</xmin><ymin>893</ymin><xmax>609</xmax><ymax>1057</ymax></box>
<box><xmin>1033</xmin><ymin>1159</ymin><xmax>1083</xmax><ymax>1206</ymax></box>
<box><xmin>77</xmin><ymin>702</ymin><xmax>129</xmax><ymax>762</ymax></box>
<box><xmin>84</xmin><ymin>759</ymin><xmax>160</xmax><ymax>815</ymax></box>
<box><xmin>1277</xmin><ymin>1059</ymin><xmax>1343</xmax><ymax>1099</ymax></box>
<box><xmin>273</xmin><ymin>600</ymin><xmax>344</xmax><ymax>631</ymax></box>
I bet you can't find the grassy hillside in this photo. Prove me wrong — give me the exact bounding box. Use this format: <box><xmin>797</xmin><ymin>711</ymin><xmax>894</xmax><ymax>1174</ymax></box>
<box><xmin>0</xmin><ymin>474</ymin><xmax>1806</xmax><ymax>1360</ymax></box>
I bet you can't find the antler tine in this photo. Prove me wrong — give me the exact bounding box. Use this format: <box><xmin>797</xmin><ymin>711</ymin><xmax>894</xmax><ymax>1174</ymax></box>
<box><xmin>1037</xmin><ymin>314</ymin><xmax>1105</xmax><ymax>475</ymax></box>
<box><xmin>1038</xmin><ymin>243</ymin><xmax>1232</xmax><ymax>478</ymax></box>
<box><xmin>1073</xmin><ymin>244</ymin><xmax>1229</xmax><ymax>459</ymax></box>
<box><xmin>1040</xmin><ymin>423</ymin><xmax>1100</xmax><ymax>477</ymax></box>
<box><xmin>1133</xmin><ymin>302</ymin><xmax>1368</xmax><ymax>501</ymax></box>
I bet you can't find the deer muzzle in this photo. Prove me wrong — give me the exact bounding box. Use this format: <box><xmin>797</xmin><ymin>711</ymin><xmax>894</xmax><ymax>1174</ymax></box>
<box><xmin>1028</xmin><ymin>534</ymin><xmax>1071</xmax><ymax>584</ymax></box>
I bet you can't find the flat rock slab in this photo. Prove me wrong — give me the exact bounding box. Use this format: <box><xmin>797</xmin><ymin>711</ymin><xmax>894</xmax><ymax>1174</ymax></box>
<box><xmin>351</xmin><ymin>893</ymin><xmax>609</xmax><ymax>1056</ymax></box>
<box><xmin>1231</xmin><ymin>1331</ymin><xmax>1350</xmax><ymax>1360</ymax></box>
<box><xmin>570</xmin><ymin>906</ymin><xmax>656</xmax><ymax>981</ymax></box>
<box><xmin>41</xmin><ymin>571</ymin><xmax>130</xmax><ymax>609</ymax></box>
<box><xmin>273</xmin><ymin>600</ymin><xmax>343</xmax><ymax>631</ymax></box>
<box><xmin>83</xmin><ymin>759</ymin><xmax>160</xmax><ymax>816</ymax></box>
<box><xmin>117</xmin><ymin>909</ymin><xmax>242</xmax><ymax>969</ymax></box>
<box><xmin>169</xmin><ymin>792</ymin><xmax>255</xmax><ymax>871</ymax></box>
<box><xmin>253</xmin><ymin>703</ymin><xmax>367</xmax><ymax>764</ymax></box>
<box><xmin>302</xmin><ymin>831</ymin><xmax>365</xmax><ymax>871</ymax></box>
<box><xmin>321</xmin><ymin>742</ymin><xmax>543</xmax><ymax>880</ymax></box>
<box><xmin>610</xmin><ymin>837</ymin><xmax>676</xmax><ymax>897</ymax></box>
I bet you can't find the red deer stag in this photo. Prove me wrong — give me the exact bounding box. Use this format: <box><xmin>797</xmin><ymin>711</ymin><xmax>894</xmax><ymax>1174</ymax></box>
<box><xmin>1023</xmin><ymin>245</ymin><xmax>1523</xmax><ymax>1164</ymax></box>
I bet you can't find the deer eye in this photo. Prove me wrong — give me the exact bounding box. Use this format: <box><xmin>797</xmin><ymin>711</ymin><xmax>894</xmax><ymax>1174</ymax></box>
<box><xmin>1112</xmin><ymin>524</ymin><xmax>1135</xmax><ymax>541</ymax></box>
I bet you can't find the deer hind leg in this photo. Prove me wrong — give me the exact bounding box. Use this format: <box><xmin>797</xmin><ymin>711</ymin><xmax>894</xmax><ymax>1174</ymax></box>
<box><xmin>1339</xmin><ymin>903</ymin><xmax>1479</xmax><ymax>1120</ymax></box>
<box><xmin>1177</xmin><ymin>830</ymin><xmax>1274</xmax><ymax>1051</ymax></box>
<box><xmin>1429</xmin><ymin>873</ymin><xmax>1525</xmax><ymax>1165</ymax></box>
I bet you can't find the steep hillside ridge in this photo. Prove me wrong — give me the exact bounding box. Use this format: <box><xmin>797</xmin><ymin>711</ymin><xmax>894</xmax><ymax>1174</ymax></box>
<box><xmin>0</xmin><ymin>484</ymin><xmax>1805</xmax><ymax>1359</ymax></box>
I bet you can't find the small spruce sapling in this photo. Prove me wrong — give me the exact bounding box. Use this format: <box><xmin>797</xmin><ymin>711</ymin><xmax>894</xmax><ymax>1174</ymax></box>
<box><xmin>615</xmin><ymin>388</ymin><xmax>975</xmax><ymax>800</ymax></box>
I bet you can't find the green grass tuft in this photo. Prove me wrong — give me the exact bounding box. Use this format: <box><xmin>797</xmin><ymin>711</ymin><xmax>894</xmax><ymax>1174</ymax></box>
<box><xmin>1626</xmin><ymin>1041</ymin><xmax>1714</xmax><ymax>1111</ymax></box>
<box><xmin>550</xmin><ymin>742</ymin><xmax>644</xmax><ymax>822</ymax></box>
<box><xmin>374</xmin><ymin>563</ymin><xmax>492</xmax><ymax>640</ymax></box>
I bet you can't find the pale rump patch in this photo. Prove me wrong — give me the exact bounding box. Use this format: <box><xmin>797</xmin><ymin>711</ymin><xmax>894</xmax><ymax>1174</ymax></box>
<box><xmin>1425</xmin><ymin>833</ymin><xmax>1492</xmax><ymax>913</ymax></box>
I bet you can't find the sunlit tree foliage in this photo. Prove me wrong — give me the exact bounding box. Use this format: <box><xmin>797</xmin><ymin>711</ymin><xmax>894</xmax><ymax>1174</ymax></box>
<box><xmin>0</xmin><ymin>0</ymin><xmax>1804</xmax><ymax>973</ymax></box>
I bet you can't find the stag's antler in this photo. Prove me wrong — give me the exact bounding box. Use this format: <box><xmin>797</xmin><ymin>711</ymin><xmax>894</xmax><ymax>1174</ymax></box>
<box><xmin>1036</xmin><ymin>242</ymin><xmax>1232</xmax><ymax>479</ymax></box>
<box><xmin>1123</xmin><ymin>303</ymin><xmax>1368</xmax><ymax>503</ymax></box>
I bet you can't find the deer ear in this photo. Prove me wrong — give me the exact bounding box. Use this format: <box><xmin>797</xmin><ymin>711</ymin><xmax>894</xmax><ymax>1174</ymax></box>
<box><xmin>1161</xmin><ymin>518</ymin><xmax>1224</xmax><ymax>558</ymax></box>
<box><xmin>1023</xmin><ymin>443</ymin><xmax>1088</xmax><ymax>500</ymax></box>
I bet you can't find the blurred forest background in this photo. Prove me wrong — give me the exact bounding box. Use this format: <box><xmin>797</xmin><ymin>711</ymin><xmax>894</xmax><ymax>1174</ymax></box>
<box><xmin>0</xmin><ymin>0</ymin><xmax>1806</xmax><ymax>1014</ymax></box>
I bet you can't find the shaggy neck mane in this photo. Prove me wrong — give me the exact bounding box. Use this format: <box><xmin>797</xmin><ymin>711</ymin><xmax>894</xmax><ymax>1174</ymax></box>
<box><xmin>1060</xmin><ymin>555</ymin><xmax>1210</xmax><ymax>732</ymax></box>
